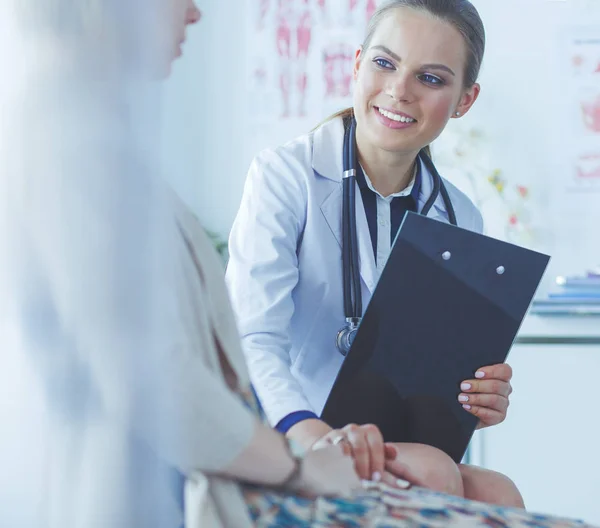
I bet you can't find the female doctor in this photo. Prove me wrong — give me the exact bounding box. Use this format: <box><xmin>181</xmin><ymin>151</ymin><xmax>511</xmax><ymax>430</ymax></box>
<box><xmin>226</xmin><ymin>0</ymin><xmax>522</xmax><ymax>507</ymax></box>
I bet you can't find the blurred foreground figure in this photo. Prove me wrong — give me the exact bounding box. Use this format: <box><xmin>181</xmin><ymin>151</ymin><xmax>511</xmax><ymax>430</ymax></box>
<box><xmin>0</xmin><ymin>1</ymin><xmax>193</xmax><ymax>526</ymax></box>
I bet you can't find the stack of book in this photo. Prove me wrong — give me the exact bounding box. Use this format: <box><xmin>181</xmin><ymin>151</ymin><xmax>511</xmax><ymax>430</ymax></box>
<box><xmin>531</xmin><ymin>268</ymin><xmax>600</xmax><ymax>315</ymax></box>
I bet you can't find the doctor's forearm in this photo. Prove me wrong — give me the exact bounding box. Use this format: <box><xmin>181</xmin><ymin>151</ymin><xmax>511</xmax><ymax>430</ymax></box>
<box><xmin>286</xmin><ymin>418</ymin><xmax>333</xmax><ymax>450</ymax></box>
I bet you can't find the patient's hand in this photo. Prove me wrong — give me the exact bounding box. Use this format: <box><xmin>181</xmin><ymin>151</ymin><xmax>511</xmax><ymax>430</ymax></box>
<box><xmin>287</xmin><ymin>418</ymin><xmax>334</xmax><ymax>451</ymax></box>
<box><xmin>311</xmin><ymin>424</ymin><xmax>411</xmax><ymax>489</ymax></box>
<box><xmin>289</xmin><ymin>445</ymin><xmax>362</xmax><ymax>498</ymax></box>
<box><xmin>458</xmin><ymin>363</ymin><xmax>513</xmax><ymax>429</ymax></box>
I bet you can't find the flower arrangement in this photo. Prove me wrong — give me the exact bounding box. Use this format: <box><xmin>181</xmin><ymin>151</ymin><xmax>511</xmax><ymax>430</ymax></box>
<box><xmin>486</xmin><ymin>169</ymin><xmax>535</xmax><ymax>246</ymax></box>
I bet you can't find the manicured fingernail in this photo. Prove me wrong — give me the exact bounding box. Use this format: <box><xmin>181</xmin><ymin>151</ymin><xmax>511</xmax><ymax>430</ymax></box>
<box><xmin>458</xmin><ymin>395</ymin><xmax>469</xmax><ymax>402</ymax></box>
<box><xmin>461</xmin><ymin>383</ymin><xmax>472</xmax><ymax>391</ymax></box>
<box><xmin>475</xmin><ymin>371</ymin><xmax>485</xmax><ymax>379</ymax></box>
<box><xmin>463</xmin><ymin>404</ymin><xmax>472</xmax><ymax>410</ymax></box>
<box><xmin>396</xmin><ymin>478</ymin><xmax>411</xmax><ymax>489</ymax></box>
<box><xmin>372</xmin><ymin>472</ymin><xmax>382</xmax><ymax>482</ymax></box>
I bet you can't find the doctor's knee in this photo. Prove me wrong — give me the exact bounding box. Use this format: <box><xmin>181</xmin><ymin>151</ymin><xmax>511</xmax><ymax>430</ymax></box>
<box><xmin>418</xmin><ymin>448</ymin><xmax>463</xmax><ymax>496</ymax></box>
<box><xmin>388</xmin><ymin>444</ymin><xmax>464</xmax><ymax>497</ymax></box>
<box><xmin>459</xmin><ymin>465</ymin><xmax>525</xmax><ymax>508</ymax></box>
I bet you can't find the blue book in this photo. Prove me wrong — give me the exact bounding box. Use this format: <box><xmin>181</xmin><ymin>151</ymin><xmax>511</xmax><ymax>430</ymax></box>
<box><xmin>549</xmin><ymin>292</ymin><xmax>600</xmax><ymax>299</ymax></box>
<box><xmin>556</xmin><ymin>277</ymin><xmax>600</xmax><ymax>288</ymax></box>
<box><xmin>535</xmin><ymin>298</ymin><xmax>600</xmax><ymax>305</ymax></box>
<box><xmin>530</xmin><ymin>304</ymin><xmax>600</xmax><ymax>316</ymax></box>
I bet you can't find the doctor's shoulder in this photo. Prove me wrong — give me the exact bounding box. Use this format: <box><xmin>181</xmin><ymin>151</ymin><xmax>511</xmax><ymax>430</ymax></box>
<box><xmin>245</xmin><ymin>114</ymin><xmax>345</xmax><ymax>192</ymax></box>
<box><xmin>441</xmin><ymin>177</ymin><xmax>484</xmax><ymax>234</ymax></box>
<box><xmin>244</xmin><ymin>129</ymin><xmax>322</xmax><ymax>200</ymax></box>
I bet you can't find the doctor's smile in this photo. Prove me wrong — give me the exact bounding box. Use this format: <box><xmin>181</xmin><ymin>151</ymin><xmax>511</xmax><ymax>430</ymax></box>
<box><xmin>374</xmin><ymin>106</ymin><xmax>417</xmax><ymax>128</ymax></box>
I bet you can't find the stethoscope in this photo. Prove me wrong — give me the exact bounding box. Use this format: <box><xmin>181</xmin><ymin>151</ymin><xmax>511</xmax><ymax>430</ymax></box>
<box><xmin>335</xmin><ymin>116</ymin><xmax>458</xmax><ymax>356</ymax></box>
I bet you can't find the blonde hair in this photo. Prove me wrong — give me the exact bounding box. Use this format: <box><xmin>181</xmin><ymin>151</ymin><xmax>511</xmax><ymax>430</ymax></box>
<box><xmin>13</xmin><ymin>0</ymin><xmax>116</xmax><ymax>38</ymax></box>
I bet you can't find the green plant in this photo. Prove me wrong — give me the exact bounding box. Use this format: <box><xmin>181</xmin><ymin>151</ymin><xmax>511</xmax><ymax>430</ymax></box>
<box><xmin>207</xmin><ymin>230</ymin><xmax>229</xmax><ymax>263</ymax></box>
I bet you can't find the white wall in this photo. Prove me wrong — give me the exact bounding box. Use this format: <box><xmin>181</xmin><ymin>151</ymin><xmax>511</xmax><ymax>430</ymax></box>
<box><xmin>459</xmin><ymin>0</ymin><xmax>600</xmax><ymax>286</ymax></box>
<box><xmin>163</xmin><ymin>0</ymin><xmax>600</xmax><ymax>284</ymax></box>
<box><xmin>161</xmin><ymin>0</ymin><xmax>250</xmax><ymax>235</ymax></box>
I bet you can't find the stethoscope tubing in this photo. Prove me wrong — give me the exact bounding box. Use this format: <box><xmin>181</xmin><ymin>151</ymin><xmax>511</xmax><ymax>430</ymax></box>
<box><xmin>338</xmin><ymin>116</ymin><xmax>458</xmax><ymax>354</ymax></box>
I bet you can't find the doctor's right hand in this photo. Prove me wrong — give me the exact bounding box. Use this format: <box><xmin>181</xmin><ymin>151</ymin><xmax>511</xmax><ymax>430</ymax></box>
<box><xmin>311</xmin><ymin>423</ymin><xmax>411</xmax><ymax>489</ymax></box>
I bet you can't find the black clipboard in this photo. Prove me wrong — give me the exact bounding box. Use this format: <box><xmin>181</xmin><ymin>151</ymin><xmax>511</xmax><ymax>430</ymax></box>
<box><xmin>321</xmin><ymin>212</ymin><xmax>550</xmax><ymax>462</ymax></box>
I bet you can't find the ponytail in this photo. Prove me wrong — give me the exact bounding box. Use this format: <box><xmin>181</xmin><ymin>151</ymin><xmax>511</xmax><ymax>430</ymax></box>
<box><xmin>311</xmin><ymin>107</ymin><xmax>354</xmax><ymax>132</ymax></box>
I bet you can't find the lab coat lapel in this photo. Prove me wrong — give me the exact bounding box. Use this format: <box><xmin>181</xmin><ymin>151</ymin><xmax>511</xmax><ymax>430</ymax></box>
<box><xmin>418</xmin><ymin>156</ymin><xmax>450</xmax><ymax>223</ymax></box>
<box><xmin>319</xmin><ymin>182</ymin><xmax>377</xmax><ymax>294</ymax></box>
<box><xmin>319</xmin><ymin>184</ymin><xmax>343</xmax><ymax>248</ymax></box>
<box><xmin>315</xmin><ymin>117</ymin><xmax>377</xmax><ymax>294</ymax></box>
<box><xmin>316</xmin><ymin>117</ymin><xmax>345</xmax><ymax>249</ymax></box>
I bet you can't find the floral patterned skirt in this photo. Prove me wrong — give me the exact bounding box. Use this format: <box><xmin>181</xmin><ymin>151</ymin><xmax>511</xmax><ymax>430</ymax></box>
<box><xmin>242</xmin><ymin>482</ymin><xmax>594</xmax><ymax>528</ymax></box>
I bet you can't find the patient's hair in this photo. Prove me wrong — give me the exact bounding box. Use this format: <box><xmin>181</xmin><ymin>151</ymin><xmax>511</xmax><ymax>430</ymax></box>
<box><xmin>318</xmin><ymin>0</ymin><xmax>486</xmax><ymax>150</ymax></box>
<box><xmin>12</xmin><ymin>0</ymin><xmax>157</xmax><ymax>76</ymax></box>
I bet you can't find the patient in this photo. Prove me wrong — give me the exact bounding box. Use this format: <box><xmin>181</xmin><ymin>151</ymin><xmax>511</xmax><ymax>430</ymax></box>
<box><xmin>10</xmin><ymin>0</ymin><xmax>595</xmax><ymax>527</ymax></box>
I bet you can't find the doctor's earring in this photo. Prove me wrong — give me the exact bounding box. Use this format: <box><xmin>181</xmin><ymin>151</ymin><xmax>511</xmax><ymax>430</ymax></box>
<box><xmin>455</xmin><ymin>111</ymin><xmax>461</xmax><ymax>117</ymax></box>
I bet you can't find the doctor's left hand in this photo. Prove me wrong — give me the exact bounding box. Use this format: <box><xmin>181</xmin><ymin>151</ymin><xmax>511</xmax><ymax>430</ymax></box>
<box><xmin>458</xmin><ymin>363</ymin><xmax>513</xmax><ymax>429</ymax></box>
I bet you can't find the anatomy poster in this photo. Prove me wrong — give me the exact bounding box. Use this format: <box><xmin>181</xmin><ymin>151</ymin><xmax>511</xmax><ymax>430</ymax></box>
<box><xmin>569</xmin><ymin>35</ymin><xmax>600</xmax><ymax>136</ymax></box>
<box><xmin>246</xmin><ymin>0</ymin><xmax>383</xmax><ymax>127</ymax></box>
<box><xmin>564</xmin><ymin>29</ymin><xmax>600</xmax><ymax>192</ymax></box>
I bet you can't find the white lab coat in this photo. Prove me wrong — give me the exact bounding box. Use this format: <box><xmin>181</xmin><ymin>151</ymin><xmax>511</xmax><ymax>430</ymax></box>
<box><xmin>226</xmin><ymin>117</ymin><xmax>483</xmax><ymax>428</ymax></box>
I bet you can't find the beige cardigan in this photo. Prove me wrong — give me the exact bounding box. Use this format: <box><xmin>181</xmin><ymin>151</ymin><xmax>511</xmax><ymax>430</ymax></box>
<box><xmin>170</xmin><ymin>193</ymin><xmax>258</xmax><ymax>527</ymax></box>
<box><xmin>40</xmin><ymin>191</ymin><xmax>258</xmax><ymax>528</ymax></box>
<box><xmin>10</xmin><ymin>67</ymin><xmax>257</xmax><ymax>525</ymax></box>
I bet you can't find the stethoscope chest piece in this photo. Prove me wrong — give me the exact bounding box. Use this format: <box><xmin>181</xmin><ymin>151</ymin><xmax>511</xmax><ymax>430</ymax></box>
<box><xmin>336</xmin><ymin>317</ymin><xmax>360</xmax><ymax>357</ymax></box>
